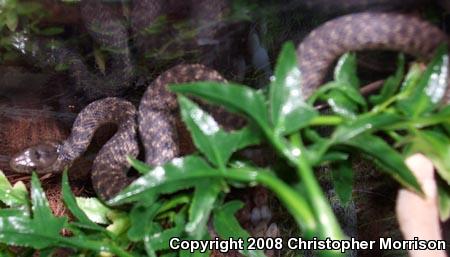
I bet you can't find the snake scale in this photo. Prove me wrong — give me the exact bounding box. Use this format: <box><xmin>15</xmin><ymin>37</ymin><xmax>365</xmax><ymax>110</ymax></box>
<box><xmin>10</xmin><ymin>11</ymin><xmax>450</xmax><ymax>200</ymax></box>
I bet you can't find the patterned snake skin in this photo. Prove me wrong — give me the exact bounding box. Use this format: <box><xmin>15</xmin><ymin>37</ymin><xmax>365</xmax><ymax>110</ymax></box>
<box><xmin>10</xmin><ymin>12</ymin><xmax>450</xmax><ymax>200</ymax></box>
<box><xmin>17</xmin><ymin>0</ymin><xmax>228</xmax><ymax>100</ymax></box>
<box><xmin>10</xmin><ymin>64</ymin><xmax>238</xmax><ymax>200</ymax></box>
<box><xmin>297</xmin><ymin>12</ymin><xmax>450</xmax><ymax>102</ymax></box>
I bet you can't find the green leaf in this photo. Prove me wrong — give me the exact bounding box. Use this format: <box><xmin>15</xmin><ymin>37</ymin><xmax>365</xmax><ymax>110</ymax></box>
<box><xmin>145</xmin><ymin>213</ymin><xmax>186</xmax><ymax>252</ymax></box>
<box><xmin>179</xmin><ymin>96</ymin><xmax>261</xmax><ymax>168</ymax></box>
<box><xmin>342</xmin><ymin>134</ymin><xmax>421</xmax><ymax>193</ymax></box>
<box><xmin>397</xmin><ymin>44</ymin><xmax>448</xmax><ymax>117</ymax></box>
<box><xmin>334</xmin><ymin>53</ymin><xmax>359</xmax><ymax>89</ymax></box>
<box><xmin>110</xmin><ymin>156</ymin><xmax>217</xmax><ymax>204</ymax></box>
<box><xmin>106</xmin><ymin>210</ymin><xmax>130</xmax><ymax>235</ymax></box>
<box><xmin>333</xmin><ymin>113</ymin><xmax>403</xmax><ymax>143</ymax></box>
<box><xmin>61</xmin><ymin>170</ymin><xmax>104</xmax><ymax>231</ymax></box>
<box><xmin>128</xmin><ymin>202</ymin><xmax>162</xmax><ymax>241</ymax></box>
<box><xmin>0</xmin><ymin>170</ymin><xmax>28</xmax><ymax>208</ymax></box>
<box><xmin>322</xmin><ymin>89</ymin><xmax>358</xmax><ymax>118</ymax></box>
<box><xmin>186</xmin><ymin>179</ymin><xmax>222</xmax><ymax>239</ymax></box>
<box><xmin>370</xmin><ymin>54</ymin><xmax>405</xmax><ymax>105</ymax></box>
<box><xmin>75</xmin><ymin>197</ymin><xmax>111</xmax><ymax>225</ymax></box>
<box><xmin>269</xmin><ymin>42</ymin><xmax>318</xmax><ymax>135</ymax></box>
<box><xmin>171</xmin><ymin>82</ymin><xmax>270</xmax><ymax>132</ymax></box>
<box><xmin>5</xmin><ymin>12</ymin><xmax>18</xmax><ymax>31</ymax></box>
<box><xmin>0</xmin><ymin>173</ymin><xmax>66</xmax><ymax>249</ymax></box>
<box><xmin>438</xmin><ymin>182</ymin><xmax>450</xmax><ymax>221</ymax></box>
<box><xmin>322</xmin><ymin>53</ymin><xmax>366</xmax><ymax>117</ymax></box>
<box><xmin>331</xmin><ymin>162</ymin><xmax>353</xmax><ymax>206</ymax></box>
<box><xmin>412</xmin><ymin>130</ymin><xmax>450</xmax><ymax>184</ymax></box>
<box><xmin>213</xmin><ymin>201</ymin><xmax>266</xmax><ymax>257</ymax></box>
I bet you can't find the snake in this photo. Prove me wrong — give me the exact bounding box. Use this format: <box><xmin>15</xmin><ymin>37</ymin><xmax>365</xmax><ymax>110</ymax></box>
<box><xmin>15</xmin><ymin>0</ymin><xmax>229</xmax><ymax>101</ymax></box>
<box><xmin>9</xmin><ymin>64</ymin><xmax>239</xmax><ymax>200</ymax></box>
<box><xmin>9</xmin><ymin>11</ymin><xmax>450</xmax><ymax>201</ymax></box>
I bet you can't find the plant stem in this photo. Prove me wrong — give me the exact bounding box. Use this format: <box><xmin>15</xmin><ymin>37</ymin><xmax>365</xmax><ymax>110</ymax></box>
<box><xmin>296</xmin><ymin>155</ymin><xmax>345</xmax><ymax>240</ymax></box>
<box><xmin>225</xmin><ymin>168</ymin><xmax>316</xmax><ymax>236</ymax></box>
<box><xmin>310</xmin><ymin>115</ymin><xmax>344</xmax><ymax>126</ymax></box>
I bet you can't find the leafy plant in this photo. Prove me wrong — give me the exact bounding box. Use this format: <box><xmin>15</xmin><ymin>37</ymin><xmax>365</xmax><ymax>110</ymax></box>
<box><xmin>0</xmin><ymin>0</ymin><xmax>64</xmax><ymax>62</ymax></box>
<box><xmin>0</xmin><ymin>41</ymin><xmax>448</xmax><ymax>257</ymax></box>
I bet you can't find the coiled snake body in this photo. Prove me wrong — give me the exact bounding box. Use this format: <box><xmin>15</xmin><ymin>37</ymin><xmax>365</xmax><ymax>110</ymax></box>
<box><xmin>10</xmin><ymin>64</ymin><xmax>233</xmax><ymax>200</ymax></box>
<box><xmin>10</xmin><ymin>12</ymin><xmax>450</xmax><ymax>200</ymax></box>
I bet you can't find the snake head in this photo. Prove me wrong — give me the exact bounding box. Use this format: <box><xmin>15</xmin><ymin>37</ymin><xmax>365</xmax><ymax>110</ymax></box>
<box><xmin>10</xmin><ymin>141</ymin><xmax>61</xmax><ymax>174</ymax></box>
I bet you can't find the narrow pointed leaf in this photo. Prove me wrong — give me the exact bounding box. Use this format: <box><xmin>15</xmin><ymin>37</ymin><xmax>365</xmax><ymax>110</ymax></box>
<box><xmin>145</xmin><ymin>214</ymin><xmax>185</xmax><ymax>251</ymax></box>
<box><xmin>0</xmin><ymin>174</ymin><xmax>66</xmax><ymax>249</ymax></box>
<box><xmin>334</xmin><ymin>53</ymin><xmax>359</xmax><ymax>89</ymax></box>
<box><xmin>324</xmin><ymin>90</ymin><xmax>359</xmax><ymax>117</ymax></box>
<box><xmin>331</xmin><ymin>161</ymin><xmax>353</xmax><ymax>206</ymax></box>
<box><xmin>412</xmin><ymin>130</ymin><xmax>450</xmax><ymax>184</ymax></box>
<box><xmin>323</xmin><ymin>53</ymin><xmax>366</xmax><ymax>117</ymax></box>
<box><xmin>75</xmin><ymin>197</ymin><xmax>111</xmax><ymax>225</ymax></box>
<box><xmin>61</xmin><ymin>170</ymin><xmax>104</xmax><ymax>231</ymax></box>
<box><xmin>269</xmin><ymin>42</ymin><xmax>318</xmax><ymax>135</ymax></box>
<box><xmin>0</xmin><ymin>170</ymin><xmax>28</xmax><ymax>208</ymax></box>
<box><xmin>342</xmin><ymin>135</ymin><xmax>421</xmax><ymax>193</ymax></box>
<box><xmin>213</xmin><ymin>201</ymin><xmax>267</xmax><ymax>257</ymax></box>
<box><xmin>333</xmin><ymin>113</ymin><xmax>403</xmax><ymax>143</ymax></box>
<box><xmin>128</xmin><ymin>202</ymin><xmax>162</xmax><ymax>241</ymax></box>
<box><xmin>370</xmin><ymin>54</ymin><xmax>405</xmax><ymax>105</ymax></box>
<box><xmin>397</xmin><ymin>44</ymin><xmax>448</xmax><ymax>116</ymax></box>
<box><xmin>187</xmin><ymin>179</ymin><xmax>222</xmax><ymax>239</ymax></box>
<box><xmin>110</xmin><ymin>156</ymin><xmax>217</xmax><ymax>204</ymax></box>
<box><xmin>171</xmin><ymin>82</ymin><xmax>270</xmax><ymax>132</ymax></box>
<box><xmin>179</xmin><ymin>96</ymin><xmax>261</xmax><ymax>168</ymax></box>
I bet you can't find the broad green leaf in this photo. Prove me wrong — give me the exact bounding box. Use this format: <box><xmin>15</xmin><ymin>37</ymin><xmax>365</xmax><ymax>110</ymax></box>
<box><xmin>213</xmin><ymin>201</ymin><xmax>266</xmax><ymax>257</ymax></box>
<box><xmin>128</xmin><ymin>202</ymin><xmax>162</xmax><ymax>241</ymax></box>
<box><xmin>179</xmin><ymin>96</ymin><xmax>261</xmax><ymax>168</ymax></box>
<box><xmin>370</xmin><ymin>54</ymin><xmax>405</xmax><ymax>105</ymax></box>
<box><xmin>269</xmin><ymin>42</ymin><xmax>318</xmax><ymax>135</ymax></box>
<box><xmin>334</xmin><ymin>53</ymin><xmax>359</xmax><ymax>89</ymax></box>
<box><xmin>0</xmin><ymin>170</ymin><xmax>28</xmax><ymax>208</ymax></box>
<box><xmin>61</xmin><ymin>171</ymin><xmax>104</xmax><ymax>231</ymax></box>
<box><xmin>75</xmin><ymin>197</ymin><xmax>111</xmax><ymax>224</ymax></box>
<box><xmin>157</xmin><ymin>194</ymin><xmax>191</xmax><ymax>214</ymax></box>
<box><xmin>342</xmin><ymin>135</ymin><xmax>421</xmax><ymax>193</ymax></box>
<box><xmin>323</xmin><ymin>90</ymin><xmax>359</xmax><ymax>118</ymax></box>
<box><xmin>171</xmin><ymin>82</ymin><xmax>270</xmax><ymax>132</ymax></box>
<box><xmin>321</xmin><ymin>53</ymin><xmax>366</xmax><ymax>117</ymax></box>
<box><xmin>331</xmin><ymin>161</ymin><xmax>353</xmax><ymax>206</ymax></box>
<box><xmin>111</xmin><ymin>156</ymin><xmax>217</xmax><ymax>204</ymax></box>
<box><xmin>0</xmin><ymin>173</ymin><xmax>66</xmax><ymax>249</ymax></box>
<box><xmin>412</xmin><ymin>130</ymin><xmax>450</xmax><ymax>184</ymax></box>
<box><xmin>397</xmin><ymin>44</ymin><xmax>448</xmax><ymax>116</ymax></box>
<box><xmin>186</xmin><ymin>179</ymin><xmax>222</xmax><ymax>239</ymax></box>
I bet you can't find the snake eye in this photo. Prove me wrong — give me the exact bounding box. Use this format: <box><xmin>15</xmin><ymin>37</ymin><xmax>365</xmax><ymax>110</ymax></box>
<box><xmin>29</xmin><ymin>145</ymin><xmax>58</xmax><ymax>167</ymax></box>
